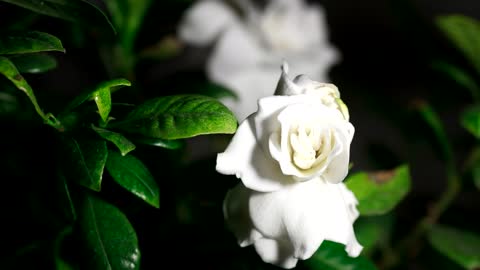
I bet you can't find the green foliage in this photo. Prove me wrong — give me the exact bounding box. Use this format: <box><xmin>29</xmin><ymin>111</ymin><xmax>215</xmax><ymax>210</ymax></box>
<box><xmin>0</xmin><ymin>0</ymin><xmax>115</xmax><ymax>32</ymax></box>
<box><xmin>78</xmin><ymin>193</ymin><xmax>140</xmax><ymax>270</ymax></box>
<box><xmin>436</xmin><ymin>15</ymin><xmax>480</xmax><ymax>76</ymax></box>
<box><xmin>62</xmin><ymin>136</ymin><xmax>108</xmax><ymax>191</ymax></box>
<box><xmin>104</xmin><ymin>0</ymin><xmax>152</xmax><ymax>52</ymax></box>
<box><xmin>346</xmin><ymin>165</ymin><xmax>410</xmax><ymax>216</ymax></box>
<box><xmin>10</xmin><ymin>53</ymin><xmax>57</xmax><ymax>74</ymax></box>
<box><xmin>64</xmin><ymin>78</ymin><xmax>131</xmax><ymax>121</ymax></box>
<box><xmin>432</xmin><ymin>61</ymin><xmax>480</xmax><ymax>101</ymax></box>
<box><xmin>304</xmin><ymin>241</ymin><xmax>377</xmax><ymax>270</ymax></box>
<box><xmin>354</xmin><ymin>215</ymin><xmax>394</xmax><ymax>255</ymax></box>
<box><xmin>428</xmin><ymin>224</ymin><xmax>480</xmax><ymax>269</ymax></box>
<box><xmin>461</xmin><ymin>105</ymin><xmax>480</xmax><ymax>139</ymax></box>
<box><xmin>92</xmin><ymin>125</ymin><xmax>136</xmax><ymax>156</ymax></box>
<box><xmin>106</xmin><ymin>150</ymin><xmax>160</xmax><ymax>208</ymax></box>
<box><xmin>130</xmin><ymin>136</ymin><xmax>183</xmax><ymax>149</ymax></box>
<box><xmin>111</xmin><ymin>95</ymin><xmax>238</xmax><ymax>139</ymax></box>
<box><xmin>0</xmin><ymin>31</ymin><xmax>65</xmax><ymax>54</ymax></box>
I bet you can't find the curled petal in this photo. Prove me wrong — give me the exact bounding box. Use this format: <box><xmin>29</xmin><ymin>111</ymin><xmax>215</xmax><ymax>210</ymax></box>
<box><xmin>178</xmin><ymin>0</ymin><xmax>237</xmax><ymax>46</ymax></box>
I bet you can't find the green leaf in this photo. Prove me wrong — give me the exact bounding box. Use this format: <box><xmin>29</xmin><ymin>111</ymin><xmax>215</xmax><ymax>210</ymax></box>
<box><xmin>62</xmin><ymin>136</ymin><xmax>108</xmax><ymax>191</ymax></box>
<box><xmin>92</xmin><ymin>125</ymin><xmax>136</xmax><ymax>156</ymax></box>
<box><xmin>129</xmin><ymin>136</ymin><xmax>183</xmax><ymax>149</ymax></box>
<box><xmin>0</xmin><ymin>56</ymin><xmax>56</xmax><ymax>124</ymax></box>
<box><xmin>54</xmin><ymin>227</ymin><xmax>75</xmax><ymax>270</ymax></box>
<box><xmin>461</xmin><ymin>105</ymin><xmax>480</xmax><ymax>139</ymax></box>
<box><xmin>354</xmin><ymin>215</ymin><xmax>394</xmax><ymax>255</ymax></box>
<box><xmin>428</xmin><ymin>224</ymin><xmax>480</xmax><ymax>270</ymax></box>
<box><xmin>79</xmin><ymin>193</ymin><xmax>140</xmax><ymax>270</ymax></box>
<box><xmin>0</xmin><ymin>56</ymin><xmax>36</xmax><ymax>102</ymax></box>
<box><xmin>0</xmin><ymin>0</ymin><xmax>115</xmax><ymax>33</ymax></box>
<box><xmin>111</xmin><ymin>95</ymin><xmax>237</xmax><ymax>140</ymax></box>
<box><xmin>93</xmin><ymin>88</ymin><xmax>111</xmax><ymax>122</ymax></box>
<box><xmin>106</xmin><ymin>150</ymin><xmax>160</xmax><ymax>208</ymax></box>
<box><xmin>432</xmin><ymin>61</ymin><xmax>480</xmax><ymax>101</ymax></box>
<box><xmin>200</xmin><ymin>81</ymin><xmax>238</xmax><ymax>100</ymax></box>
<box><xmin>436</xmin><ymin>15</ymin><xmax>480</xmax><ymax>76</ymax></box>
<box><xmin>304</xmin><ymin>241</ymin><xmax>377</xmax><ymax>270</ymax></box>
<box><xmin>64</xmin><ymin>78</ymin><xmax>130</xmax><ymax>120</ymax></box>
<box><xmin>0</xmin><ymin>31</ymin><xmax>65</xmax><ymax>54</ymax></box>
<box><xmin>346</xmin><ymin>165</ymin><xmax>411</xmax><ymax>216</ymax></box>
<box><xmin>104</xmin><ymin>0</ymin><xmax>152</xmax><ymax>52</ymax></box>
<box><xmin>9</xmin><ymin>53</ymin><xmax>57</xmax><ymax>73</ymax></box>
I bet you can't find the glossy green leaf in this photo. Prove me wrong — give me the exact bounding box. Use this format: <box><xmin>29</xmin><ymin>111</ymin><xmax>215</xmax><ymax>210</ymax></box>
<box><xmin>461</xmin><ymin>105</ymin><xmax>480</xmax><ymax>139</ymax></box>
<box><xmin>428</xmin><ymin>224</ymin><xmax>480</xmax><ymax>269</ymax></box>
<box><xmin>436</xmin><ymin>15</ymin><xmax>480</xmax><ymax>75</ymax></box>
<box><xmin>92</xmin><ymin>125</ymin><xmax>136</xmax><ymax>156</ymax></box>
<box><xmin>106</xmin><ymin>150</ymin><xmax>159</xmax><ymax>208</ymax></box>
<box><xmin>94</xmin><ymin>88</ymin><xmax>111</xmax><ymax>122</ymax></box>
<box><xmin>64</xmin><ymin>78</ymin><xmax>130</xmax><ymax>119</ymax></box>
<box><xmin>104</xmin><ymin>0</ymin><xmax>152</xmax><ymax>52</ymax></box>
<box><xmin>79</xmin><ymin>193</ymin><xmax>140</xmax><ymax>270</ymax></box>
<box><xmin>62</xmin><ymin>136</ymin><xmax>108</xmax><ymax>191</ymax></box>
<box><xmin>0</xmin><ymin>31</ymin><xmax>65</xmax><ymax>54</ymax></box>
<box><xmin>111</xmin><ymin>95</ymin><xmax>237</xmax><ymax>139</ymax></box>
<box><xmin>10</xmin><ymin>53</ymin><xmax>57</xmax><ymax>73</ymax></box>
<box><xmin>354</xmin><ymin>215</ymin><xmax>394</xmax><ymax>255</ymax></box>
<box><xmin>130</xmin><ymin>136</ymin><xmax>183</xmax><ymax>149</ymax></box>
<box><xmin>346</xmin><ymin>165</ymin><xmax>410</xmax><ymax>216</ymax></box>
<box><xmin>0</xmin><ymin>0</ymin><xmax>115</xmax><ymax>33</ymax></box>
<box><xmin>432</xmin><ymin>61</ymin><xmax>479</xmax><ymax>101</ymax></box>
<box><xmin>304</xmin><ymin>241</ymin><xmax>377</xmax><ymax>270</ymax></box>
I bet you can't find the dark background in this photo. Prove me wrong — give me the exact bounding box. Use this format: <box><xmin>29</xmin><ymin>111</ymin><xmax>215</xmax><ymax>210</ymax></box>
<box><xmin>1</xmin><ymin>0</ymin><xmax>480</xmax><ymax>269</ymax></box>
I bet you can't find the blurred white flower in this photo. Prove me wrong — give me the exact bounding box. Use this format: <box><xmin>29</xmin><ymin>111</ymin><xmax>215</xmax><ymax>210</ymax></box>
<box><xmin>223</xmin><ymin>179</ymin><xmax>363</xmax><ymax>269</ymax></box>
<box><xmin>179</xmin><ymin>0</ymin><xmax>339</xmax><ymax>121</ymax></box>
<box><xmin>216</xmin><ymin>63</ymin><xmax>353</xmax><ymax>192</ymax></box>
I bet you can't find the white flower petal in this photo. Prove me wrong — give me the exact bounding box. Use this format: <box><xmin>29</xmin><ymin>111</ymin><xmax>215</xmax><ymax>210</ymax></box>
<box><xmin>207</xmin><ymin>22</ymin><xmax>264</xmax><ymax>84</ymax></box>
<box><xmin>216</xmin><ymin>117</ymin><xmax>295</xmax><ymax>192</ymax></box>
<box><xmin>227</xmin><ymin>178</ymin><xmax>362</xmax><ymax>266</ymax></box>
<box><xmin>178</xmin><ymin>0</ymin><xmax>237</xmax><ymax>46</ymax></box>
<box><xmin>323</xmin><ymin>123</ymin><xmax>354</xmax><ymax>184</ymax></box>
<box><xmin>254</xmin><ymin>238</ymin><xmax>298</xmax><ymax>269</ymax></box>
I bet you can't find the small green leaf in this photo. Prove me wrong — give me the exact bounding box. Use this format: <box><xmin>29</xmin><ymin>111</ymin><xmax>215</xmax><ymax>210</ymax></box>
<box><xmin>0</xmin><ymin>0</ymin><xmax>115</xmax><ymax>33</ymax></box>
<box><xmin>92</xmin><ymin>125</ymin><xmax>136</xmax><ymax>156</ymax></box>
<box><xmin>436</xmin><ymin>15</ymin><xmax>480</xmax><ymax>76</ymax></box>
<box><xmin>346</xmin><ymin>165</ymin><xmax>411</xmax><ymax>216</ymax></box>
<box><xmin>0</xmin><ymin>31</ymin><xmax>65</xmax><ymax>54</ymax></box>
<box><xmin>428</xmin><ymin>224</ymin><xmax>480</xmax><ymax>270</ymax></box>
<box><xmin>54</xmin><ymin>227</ymin><xmax>75</xmax><ymax>270</ymax></box>
<box><xmin>432</xmin><ymin>61</ymin><xmax>480</xmax><ymax>101</ymax></box>
<box><xmin>64</xmin><ymin>78</ymin><xmax>130</xmax><ymax>119</ymax></box>
<box><xmin>79</xmin><ymin>193</ymin><xmax>140</xmax><ymax>270</ymax></box>
<box><xmin>106</xmin><ymin>150</ymin><xmax>160</xmax><ymax>208</ymax></box>
<box><xmin>93</xmin><ymin>88</ymin><xmax>111</xmax><ymax>122</ymax></box>
<box><xmin>111</xmin><ymin>95</ymin><xmax>237</xmax><ymax>139</ymax></box>
<box><xmin>10</xmin><ymin>53</ymin><xmax>57</xmax><ymax>73</ymax></box>
<box><xmin>0</xmin><ymin>56</ymin><xmax>36</xmax><ymax>101</ymax></box>
<box><xmin>62</xmin><ymin>136</ymin><xmax>108</xmax><ymax>191</ymax></box>
<box><xmin>304</xmin><ymin>241</ymin><xmax>377</xmax><ymax>270</ymax></box>
<box><xmin>130</xmin><ymin>136</ymin><xmax>183</xmax><ymax>149</ymax></box>
<box><xmin>461</xmin><ymin>105</ymin><xmax>480</xmax><ymax>139</ymax></box>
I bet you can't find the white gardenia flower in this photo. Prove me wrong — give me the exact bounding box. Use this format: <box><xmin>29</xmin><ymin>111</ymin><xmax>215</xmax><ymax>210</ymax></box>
<box><xmin>224</xmin><ymin>179</ymin><xmax>363</xmax><ymax>269</ymax></box>
<box><xmin>178</xmin><ymin>0</ymin><xmax>339</xmax><ymax>121</ymax></box>
<box><xmin>216</xmin><ymin>63</ymin><xmax>354</xmax><ymax>192</ymax></box>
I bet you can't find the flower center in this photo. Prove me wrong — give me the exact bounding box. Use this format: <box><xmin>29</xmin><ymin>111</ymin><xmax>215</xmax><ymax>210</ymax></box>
<box><xmin>289</xmin><ymin>124</ymin><xmax>333</xmax><ymax>170</ymax></box>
